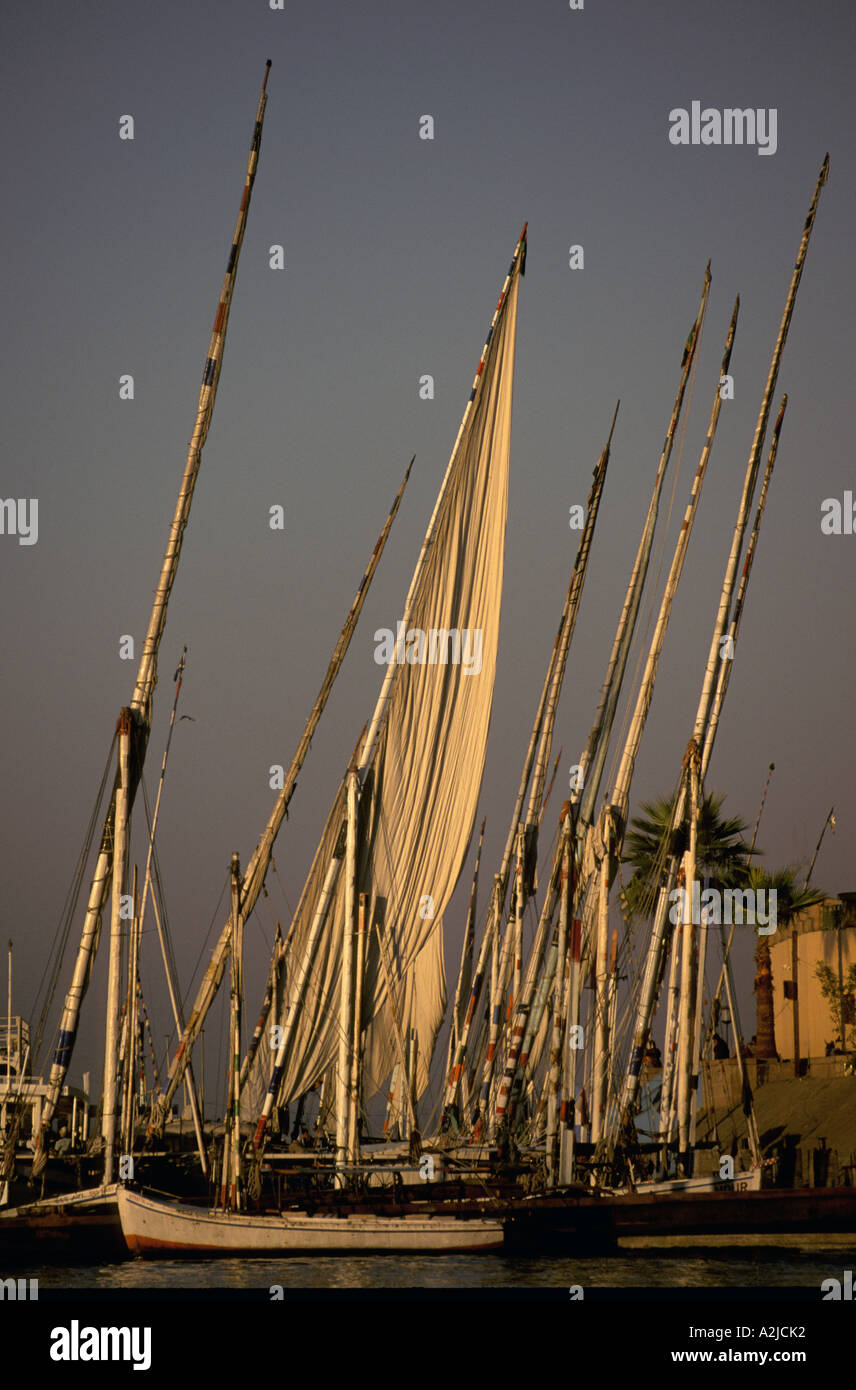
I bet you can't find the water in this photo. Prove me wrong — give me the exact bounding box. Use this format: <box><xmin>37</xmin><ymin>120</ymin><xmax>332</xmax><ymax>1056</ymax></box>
<box><xmin>25</xmin><ymin>1235</ymin><xmax>855</xmax><ymax>1292</ymax></box>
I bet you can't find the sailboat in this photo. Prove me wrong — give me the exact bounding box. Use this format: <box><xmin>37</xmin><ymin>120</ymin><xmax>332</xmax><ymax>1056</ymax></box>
<box><xmin>94</xmin><ymin>49</ymin><xmax>526</xmax><ymax>1248</ymax></box>
<box><xmin>6</xmin><ymin>52</ymin><xmax>849</xmax><ymax>1261</ymax></box>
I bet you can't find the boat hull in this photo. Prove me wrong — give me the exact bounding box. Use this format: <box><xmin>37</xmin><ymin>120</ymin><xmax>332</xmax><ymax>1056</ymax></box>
<box><xmin>615</xmin><ymin>1168</ymin><xmax>762</xmax><ymax>1195</ymax></box>
<box><xmin>504</xmin><ymin>1184</ymin><xmax>856</xmax><ymax>1252</ymax></box>
<box><xmin>117</xmin><ymin>1187</ymin><xmax>505</xmax><ymax>1256</ymax></box>
<box><xmin>0</xmin><ymin>1184</ymin><xmax>125</xmax><ymax>1264</ymax></box>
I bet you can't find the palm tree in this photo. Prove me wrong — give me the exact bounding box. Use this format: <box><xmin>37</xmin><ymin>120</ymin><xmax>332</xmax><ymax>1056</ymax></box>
<box><xmin>746</xmin><ymin>866</ymin><xmax>824</xmax><ymax>1060</ymax></box>
<box><xmin>620</xmin><ymin>791</ymin><xmax>755</xmax><ymax>922</ymax></box>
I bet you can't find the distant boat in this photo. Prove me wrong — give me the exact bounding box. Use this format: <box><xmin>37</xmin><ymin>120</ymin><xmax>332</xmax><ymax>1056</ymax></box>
<box><xmin>4</xmin><ymin>47</ymin><xmax>842</xmax><ymax>1262</ymax></box>
<box><xmin>117</xmin><ymin>1186</ymin><xmax>503</xmax><ymax>1256</ymax></box>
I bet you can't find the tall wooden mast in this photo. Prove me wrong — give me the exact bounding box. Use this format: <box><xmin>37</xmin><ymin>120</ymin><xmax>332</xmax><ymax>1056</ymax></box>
<box><xmin>615</xmin><ymin>157</ymin><xmax>830</xmax><ymax>1162</ymax></box>
<box><xmin>35</xmin><ymin>62</ymin><xmax>273</xmax><ymax>1167</ymax></box>
<box><xmin>151</xmin><ymin>460</ymin><xmax>413</xmax><ymax>1133</ymax></box>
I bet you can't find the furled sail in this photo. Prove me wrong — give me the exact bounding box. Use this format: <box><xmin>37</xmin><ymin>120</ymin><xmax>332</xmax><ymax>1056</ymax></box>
<box><xmin>266</xmin><ymin>231</ymin><xmax>524</xmax><ymax>1112</ymax></box>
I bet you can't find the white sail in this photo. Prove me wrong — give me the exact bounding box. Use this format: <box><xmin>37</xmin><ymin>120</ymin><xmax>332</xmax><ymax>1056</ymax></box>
<box><xmin>269</xmin><ymin>239</ymin><xmax>523</xmax><ymax>1110</ymax></box>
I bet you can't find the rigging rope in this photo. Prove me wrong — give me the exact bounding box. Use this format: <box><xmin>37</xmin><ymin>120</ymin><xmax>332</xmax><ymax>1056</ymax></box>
<box><xmin>601</xmin><ymin>316</ymin><xmax>702</xmax><ymax>813</ymax></box>
<box><xmin>28</xmin><ymin>732</ymin><xmax>118</xmax><ymax>1073</ymax></box>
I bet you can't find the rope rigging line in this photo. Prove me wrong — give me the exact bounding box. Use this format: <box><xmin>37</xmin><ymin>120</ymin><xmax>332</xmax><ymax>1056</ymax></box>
<box><xmin>183</xmin><ymin>875</ymin><xmax>229</xmax><ymax>1013</ymax></box>
<box><xmin>601</xmin><ymin>313</ymin><xmax>703</xmax><ymax>811</ymax></box>
<box><xmin>28</xmin><ymin>731</ymin><xmax>119</xmax><ymax>1074</ymax></box>
<box><xmin>140</xmin><ymin>774</ymin><xmax>184</xmax><ymax>1015</ymax></box>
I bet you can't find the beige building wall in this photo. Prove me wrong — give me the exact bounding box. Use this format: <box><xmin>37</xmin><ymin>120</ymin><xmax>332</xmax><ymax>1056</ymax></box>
<box><xmin>768</xmin><ymin>895</ymin><xmax>856</xmax><ymax>1061</ymax></box>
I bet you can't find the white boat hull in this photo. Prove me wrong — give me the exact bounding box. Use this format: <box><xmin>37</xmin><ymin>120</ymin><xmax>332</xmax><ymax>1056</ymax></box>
<box><xmin>117</xmin><ymin>1187</ymin><xmax>505</xmax><ymax>1255</ymax></box>
<box><xmin>0</xmin><ymin>1182</ymin><xmax>120</xmax><ymax>1218</ymax></box>
<box><xmin>612</xmin><ymin>1169</ymin><xmax>762</xmax><ymax>1196</ymax></box>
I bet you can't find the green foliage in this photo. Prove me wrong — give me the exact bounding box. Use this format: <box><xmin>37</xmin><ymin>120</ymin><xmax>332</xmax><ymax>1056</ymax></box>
<box><xmin>620</xmin><ymin>791</ymin><xmax>754</xmax><ymax>922</ymax></box>
<box><xmin>815</xmin><ymin>960</ymin><xmax>856</xmax><ymax>1050</ymax></box>
<box><xmin>747</xmin><ymin>866</ymin><xmax>824</xmax><ymax>966</ymax></box>
<box><xmin>746</xmin><ymin>865</ymin><xmax>825</xmax><ymax>927</ymax></box>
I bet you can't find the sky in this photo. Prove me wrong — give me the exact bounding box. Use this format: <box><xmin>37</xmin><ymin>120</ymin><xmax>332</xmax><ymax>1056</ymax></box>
<box><xmin>1</xmin><ymin>0</ymin><xmax>854</xmax><ymax>1115</ymax></box>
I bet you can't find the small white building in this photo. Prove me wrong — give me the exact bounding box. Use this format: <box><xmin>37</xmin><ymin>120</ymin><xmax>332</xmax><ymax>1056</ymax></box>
<box><xmin>768</xmin><ymin>894</ymin><xmax>856</xmax><ymax>1064</ymax></box>
<box><xmin>0</xmin><ymin>1015</ymin><xmax>91</xmax><ymax>1148</ymax></box>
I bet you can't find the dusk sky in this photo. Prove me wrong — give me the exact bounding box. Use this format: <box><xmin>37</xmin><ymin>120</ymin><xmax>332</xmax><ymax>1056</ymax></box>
<box><xmin>2</xmin><ymin>0</ymin><xmax>853</xmax><ymax>1111</ymax></box>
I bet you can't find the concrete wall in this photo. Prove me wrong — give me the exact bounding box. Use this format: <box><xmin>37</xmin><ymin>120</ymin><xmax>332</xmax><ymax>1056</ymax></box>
<box><xmin>768</xmin><ymin>896</ymin><xmax>856</xmax><ymax>1061</ymax></box>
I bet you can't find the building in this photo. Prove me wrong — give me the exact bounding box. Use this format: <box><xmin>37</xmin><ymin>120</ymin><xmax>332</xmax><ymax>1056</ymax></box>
<box><xmin>0</xmin><ymin>1015</ymin><xmax>91</xmax><ymax>1148</ymax></box>
<box><xmin>768</xmin><ymin>893</ymin><xmax>856</xmax><ymax>1066</ymax></box>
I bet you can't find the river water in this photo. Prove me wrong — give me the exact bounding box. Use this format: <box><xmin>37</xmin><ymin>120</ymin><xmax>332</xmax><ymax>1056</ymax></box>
<box><xmin>24</xmin><ymin>1233</ymin><xmax>855</xmax><ymax>1293</ymax></box>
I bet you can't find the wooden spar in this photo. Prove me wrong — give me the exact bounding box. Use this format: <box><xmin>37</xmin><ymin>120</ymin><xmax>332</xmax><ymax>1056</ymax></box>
<box><xmin>617</xmin><ymin>162</ymin><xmax>820</xmax><ymax>1135</ymax></box>
<box><xmin>480</xmin><ymin>826</ymin><xmax>527</xmax><ymax>1131</ymax></box>
<box><xmin>445</xmin><ymin>291</ymin><xmax>613</xmax><ymax>1118</ymax></box>
<box><xmin>518</xmin><ymin>301</ymin><xmax>705</xmax><ymax>1164</ymax></box>
<box><xmin>335</xmin><ymin>771</ymin><xmax>359</xmax><ymax>1178</ymax></box>
<box><xmin>502</xmin><ymin>851</ymin><xmax>567</xmax><ymax>1125</ymax></box>
<box><xmin>5</xmin><ymin>942</ymin><xmax>10</xmax><ymax>1093</ymax></box>
<box><xmin>687</xmin><ymin>874</ymin><xmax>709</xmax><ymax>1153</ymax></box>
<box><xmin>675</xmin><ymin>744</ymin><xmax>701</xmax><ymax>1167</ymax></box>
<box><xmin>251</xmin><ymin>728</ymin><xmax>366</xmax><ymax>1150</ymax></box>
<box><xmin>753</xmin><ymin>765</ymin><xmax>776</xmax><ymax>853</ymax></box>
<box><xmin>5</xmin><ymin>941</ymin><xmax>11</xmax><ymax>1105</ymax></box>
<box><xmin>153</xmin><ymin>460</ymin><xmax>412</xmax><ymax>1134</ymax></box>
<box><xmin>606</xmin><ymin>927</ymin><xmax>620</xmax><ymax>1120</ymax></box>
<box><xmin>225</xmin><ymin>854</ymin><xmax>242</xmax><ymax>1211</ymax></box>
<box><xmin>512</xmin><ymin>826</ymin><xmax>526</xmax><ymax>1023</ymax></box>
<box><xmin>524</xmin><ymin>402</ymin><xmax>617</xmax><ymax>840</ymax></box>
<box><xmin>238</xmin><ymin>922</ymin><xmax>282</xmax><ymax>1094</ymax></box>
<box><xmin>537</xmin><ymin>278</ymin><xmax>710</xmax><ymax>1158</ymax></box>
<box><xmin>383</xmin><ymin>1064</ymin><xmax>399</xmax><ymax>1137</ymax></box>
<box><xmin>590</xmin><ymin>811</ymin><xmax>616</xmax><ymax>1143</ymax></box>
<box><xmin>102</xmin><ymin>711</ymin><xmax>132</xmax><ymax>1186</ymax></box>
<box><xmin>703</xmin><ymin>398</ymin><xmax>782</xmax><ymax>775</ymax></box>
<box><xmin>134</xmin><ymin>650</ymin><xmax>206</xmax><ymax>1172</ymax></box>
<box><xmin>662</xmin><ymin>156</ymin><xmax>832</xmax><ymax>1137</ymax></box>
<box><xmin>546</xmin><ymin>818</ymin><xmax>571</xmax><ymax>1184</ymax></box>
<box><xmin>372</xmin><ymin>920</ymin><xmax>418</xmax><ymax>1136</ymax></box>
<box><xmin>120</xmin><ymin>867</ymin><xmax>140</xmax><ymax>1155</ymax></box>
<box><xmin>253</xmin><ymin>818</ymin><xmax>343</xmax><ymax>1149</ymax></box>
<box><xmin>477</xmin><ymin>878</ymin><xmax>502</xmax><ymax>1128</ymax></box>
<box><xmin>577</xmin><ymin>272</ymin><xmax>711</xmax><ymax>828</ymax></box>
<box><xmin>443</xmin><ymin>818</ymin><xmax>485</xmax><ymax>1098</ymax></box>
<box><xmin>608</xmin><ymin>278</ymin><xmax>723</xmax><ymax>822</ymax></box>
<box><xmin>720</xmin><ymin>928</ymin><xmax>762</xmax><ymax>1164</ymax></box>
<box><xmin>696</xmin><ymin>156</ymin><xmax>829</xmax><ymax>760</ymax></box>
<box><xmin>702</xmin><ymin>421</ymin><xmax>783</xmax><ymax>1046</ymax></box>
<box><xmin>450</xmin><ymin>684</ymin><xmax>553</xmax><ymax>1116</ymax></box>
<box><xmin>539</xmin><ymin>750</ymin><xmax>563</xmax><ymax>829</ymax></box>
<box><xmin>347</xmin><ymin>891</ymin><xmax>367</xmax><ymax>1161</ymax></box>
<box><xmin>132</xmin><ymin>63</ymin><xmax>271</xmax><ymax>724</ymax></box>
<box><xmin>407</xmin><ymin>1030</ymin><xmax>419</xmax><ymax>1140</ymax></box>
<box><xmin>474</xmin><ymin>418</ymin><xmax>614</xmax><ymax>1120</ymax></box>
<box><xmin>657</xmin><ymin>918</ymin><xmax>682</xmax><ymax>1153</ymax></box>
<box><xmin>804</xmin><ymin>807</ymin><xmax>835</xmax><ymax>889</ymax></box>
<box><xmin>558</xmin><ymin>909</ymin><xmax>582</xmax><ymax>1184</ymax></box>
<box><xmin>265</xmin><ymin>228</ymin><xmax>526</xmax><ymax>1146</ymax></box>
<box><xmin>590</xmin><ymin>283</ymin><xmax>730</xmax><ymax>1143</ymax></box>
<box><xmin>359</xmin><ymin>226</ymin><xmax>527</xmax><ymax>786</ymax></box>
<box><xmin>38</xmin><ymin>65</ymin><xmax>274</xmax><ymax>1158</ymax></box>
<box><xmin>618</xmin><ymin>396</ymin><xmax>785</xmax><ymax>1134</ymax></box>
<box><xmin>446</xmin><ymin>731</ymin><xmax>550</xmax><ymax>1115</ymax></box>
